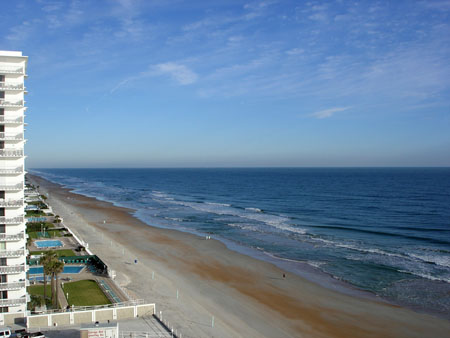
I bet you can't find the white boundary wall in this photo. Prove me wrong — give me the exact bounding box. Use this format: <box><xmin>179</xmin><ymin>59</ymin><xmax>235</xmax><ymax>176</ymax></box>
<box><xmin>27</xmin><ymin>303</ymin><xmax>155</xmax><ymax>329</ymax></box>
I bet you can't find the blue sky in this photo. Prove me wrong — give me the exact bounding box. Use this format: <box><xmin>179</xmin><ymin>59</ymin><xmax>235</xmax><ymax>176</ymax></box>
<box><xmin>2</xmin><ymin>0</ymin><xmax>449</xmax><ymax>167</ymax></box>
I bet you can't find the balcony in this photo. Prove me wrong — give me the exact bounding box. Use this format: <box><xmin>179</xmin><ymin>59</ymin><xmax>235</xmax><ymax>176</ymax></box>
<box><xmin>0</xmin><ymin>149</ymin><xmax>23</xmax><ymax>157</ymax></box>
<box><xmin>0</xmin><ymin>281</ymin><xmax>26</xmax><ymax>291</ymax></box>
<box><xmin>0</xmin><ymin>132</ymin><xmax>24</xmax><ymax>141</ymax></box>
<box><xmin>0</xmin><ymin>232</ymin><xmax>25</xmax><ymax>241</ymax></box>
<box><xmin>0</xmin><ymin>298</ymin><xmax>27</xmax><ymax>306</ymax></box>
<box><xmin>0</xmin><ymin>99</ymin><xmax>24</xmax><ymax>108</ymax></box>
<box><xmin>0</xmin><ymin>116</ymin><xmax>24</xmax><ymax>124</ymax></box>
<box><xmin>0</xmin><ymin>166</ymin><xmax>23</xmax><ymax>175</ymax></box>
<box><xmin>0</xmin><ymin>82</ymin><xmax>24</xmax><ymax>91</ymax></box>
<box><xmin>0</xmin><ymin>199</ymin><xmax>23</xmax><ymax>207</ymax></box>
<box><xmin>0</xmin><ymin>216</ymin><xmax>24</xmax><ymax>224</ymax></box>
<box><xmin>0</xmin><ymin>183</ymin><xmax>23</xmax><ymax>190</ymax></box>
<box><xmin>0</xmin><ymin>249</ymin><xmax>25</xmax><ymax>258</ymax></box>
<box><xmin>0</xmin><ymin>265</ymin><xmax>25</xmax><ymax>273</ymax></box>
<box><xmin>0</xmin><ymin>66</ymin><xmax>25</xmax><ymax>74</ymax></box>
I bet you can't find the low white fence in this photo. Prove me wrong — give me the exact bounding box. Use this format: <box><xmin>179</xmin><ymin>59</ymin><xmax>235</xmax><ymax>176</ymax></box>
<box><xmin>27</xmin><ymin>302</ymin><xmax>155</xmax><ymax>329</ymax></box>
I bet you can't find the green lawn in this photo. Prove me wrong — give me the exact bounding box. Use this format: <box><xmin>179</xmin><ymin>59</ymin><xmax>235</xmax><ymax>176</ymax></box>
<box><xmin>27</xmin><ymin>232</ymin><xmax>39</xmax><ymax>239</ymax></box>
<box><xmin>30</xmin><ymin>249</ymin><xmax>76</xmax><ymax>257</ymax></box>
<box><xmin>27</xmin><ymin>229</ymin><xmax>62</xmax><ymax>239</ymax></box>
<box><xmin>26</xmin><ymin>211</ymin><xmax>46</xmax><ymax>217</ymax></box>
<box><xmin>27</xmin><ymin>285</ymin><xmax>52</xmax><ymax>307</ymax></box>
<box><xmin>48</xmin><ymin>229</ymin><xmax>63</xmax><ymax>237</ymax></box>
<box><xmin>63</xmin><ymin>280</ymin><xmax>111</xmax><ymax>306</ymax></box>
<box><xmin>28</xmin><ymin>284</ymin><xmax>52</xmax><ymax>297</ymax></box>
<box><xmin>27</xmin><ymin>222</ymin><xmax>55</xmax><ymax>232</ymax></box>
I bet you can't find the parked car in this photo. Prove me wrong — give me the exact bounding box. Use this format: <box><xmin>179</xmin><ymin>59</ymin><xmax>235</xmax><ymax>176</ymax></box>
<box><xmin>0</xmin><ymin>326</ymin><xmax>12</xmax><ymax>337</ymax></box>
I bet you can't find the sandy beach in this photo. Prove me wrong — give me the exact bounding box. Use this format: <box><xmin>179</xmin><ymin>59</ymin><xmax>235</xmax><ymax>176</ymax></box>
<box><xmin>29</xmin><ymin>174</ymin><xmax>450</xmax><ymax>338</ymax></box>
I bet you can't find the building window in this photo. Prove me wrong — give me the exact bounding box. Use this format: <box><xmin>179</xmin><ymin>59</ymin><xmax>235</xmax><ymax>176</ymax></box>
<box><xmin>0</xmin><ymin>306</ymin><xmax>8</xmax><ymax>313</ymax></box>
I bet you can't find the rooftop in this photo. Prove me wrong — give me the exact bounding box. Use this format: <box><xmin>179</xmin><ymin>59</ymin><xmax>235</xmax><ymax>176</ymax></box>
<box><xmin>0</xmin><ymin>50</ymin><xmax>23</xmax><ymax>57</ymax></box>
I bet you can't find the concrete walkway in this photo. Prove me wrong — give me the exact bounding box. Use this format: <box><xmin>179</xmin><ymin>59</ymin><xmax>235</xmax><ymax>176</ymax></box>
<box><xmin>57</xmin><ymin>278</ymin><xmax>69</xmax><ymax>309</ymax></box>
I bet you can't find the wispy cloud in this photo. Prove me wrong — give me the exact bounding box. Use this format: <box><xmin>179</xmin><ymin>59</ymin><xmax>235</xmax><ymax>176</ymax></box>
<box><xmin>6</xmin><ymin>20</ymin><xmax>40</xmax><ymax>42</ymax></box>
<box><xmin>310</xmin><ymin>107</ymin><xmax>350</xmax><ymax>119</ymax></box>
<box><xmin>422</xmin><ymin>0</ymin><xmax>450</xmax><ymax>11</ymax></box>
<box><xmin>110</xmin><ymin>62</ymin><xmax>198</xmax><ymax>93</ymax></box>
<box><xmin>152</xmin><ymin>62</ymin><xmax>198</xmax><ymax>85</ymax></box>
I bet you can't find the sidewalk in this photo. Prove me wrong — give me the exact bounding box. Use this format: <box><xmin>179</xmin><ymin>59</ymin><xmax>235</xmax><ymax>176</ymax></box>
<box><xmin>57</xmin><ymin>279</ymin><xmax>69</xmax><ymax>308</ymax></box>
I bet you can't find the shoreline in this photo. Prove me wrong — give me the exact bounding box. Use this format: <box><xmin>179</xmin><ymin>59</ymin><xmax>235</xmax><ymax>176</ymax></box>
<box><xmin>33</xmin><ymin>173</ymin><xmax>385</xmax><ymax>302</ymax></box>
<box><xmin>32</xmin><ymin>173</ymin><xmax>441</xmax><ymax>316</ymax></box>
<box><xmin>28</xmin><ymin>173</ymin><xmax>450</xmax><ymax>337</ymax></box>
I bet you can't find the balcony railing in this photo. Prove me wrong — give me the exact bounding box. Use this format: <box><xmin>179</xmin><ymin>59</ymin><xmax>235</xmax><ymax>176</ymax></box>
<box><xmin>0</xmin><ymin>249</ymin><xmax>25</xmax><ymax>258</ymax></box>
<box><xmin>0</xmin><ymin>216</ymin><xmax>24</xmax><ymax>224</ymax></box>
<box><xmin>0</xmin><ymin>183</ymin><xmax>23</xmax><ymax>190</ymax></box>
<box><xmin>0</xmin><ymin>82</ymin><xmax>24</xmax><ymax>91</ymax></box>
<box><xmin>0</xmin><ymin>298</ymin><xmax>27</xmax><ymax>306</ymax></box>
<box><xmin>0</xmin><ymin>232</ymin><xmax>24</xmax><ymax>241</ymax></box>
<box><xmin>0</xmin><ymin>149</ymin><xmax>23</xmax><ymax>157</ymax></box>
<box><xmin>0</xmin><ymin>265</ymin><xmax>25</xmax><ymax>273</ymax></box>
<box><xmin>0</xmin><ymin>166</ymin><xmax>23</xmax><ymax>175</ymax></box>
<box><xmin>0</xmin><ymin>100</ymin><xmax>24</xmax><ymax>107</ymax></box>
<box><xmin>0</xmin><ymin>132</ymin><xmax>24</xmax><ymax>140</ymax></box>
<box><xmin>0</xmin><ymin>199</ymin><xmax>23</xmax><ymax>207</ymax></box>
<box><xmin>0</xmin><ymin>116</ymin><xmax>24</xmax><ymax>124</ymax></box>
<box><xmin>0</xmin><ymin>281</ymin><xmax>26</xmax><ymax>291</ymax></box>
<box><xmin>0</xmin><ymin>66</ymin><xmax>24</xmax><ymax>74</ymax></box>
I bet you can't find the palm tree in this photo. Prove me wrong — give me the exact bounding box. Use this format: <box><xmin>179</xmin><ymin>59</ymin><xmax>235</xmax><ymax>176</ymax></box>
<box><xmin>51</xmin><ymin>260</ymin><xmax>64</xmax><ymax>308</ymax></box>
<box><xmin>39</xmin><ymin>250</ymin><xmax>57</xmax><ymax>306</ymax></box>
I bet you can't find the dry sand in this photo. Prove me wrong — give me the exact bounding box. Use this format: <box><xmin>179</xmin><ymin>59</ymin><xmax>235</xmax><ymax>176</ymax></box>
<box><xmin>29</xmin><ymin>174</ymin><xmax>450</xmax><ymax>338</ymax></box>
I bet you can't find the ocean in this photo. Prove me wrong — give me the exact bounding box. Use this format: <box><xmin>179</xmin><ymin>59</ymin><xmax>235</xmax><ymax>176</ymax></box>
<box><xmin>30</xmin><ymin>168</ymin><xmax>450</xmax><ymax>317</ymax></box>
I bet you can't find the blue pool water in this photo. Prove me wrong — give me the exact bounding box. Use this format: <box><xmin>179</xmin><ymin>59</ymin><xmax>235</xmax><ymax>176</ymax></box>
<box><xmin>29</xmin><ymin>265</ymin><xmax>84</xmax><ymax>274</ymax></box>
<box><xmin>35</xmin><ymin>240</ymin><xmax>63</xmax><ymax>248</ymax></box>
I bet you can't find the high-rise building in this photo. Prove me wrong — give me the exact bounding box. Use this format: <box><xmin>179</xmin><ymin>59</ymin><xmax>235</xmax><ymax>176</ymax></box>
<box><xmin>0</xmin><ymin>50</ymin><xmax>28</xmax><ymax>325</ymax></box>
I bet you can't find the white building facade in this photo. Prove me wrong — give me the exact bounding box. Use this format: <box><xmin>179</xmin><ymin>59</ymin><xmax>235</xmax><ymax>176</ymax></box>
<box><xmin>0</xmin><ymin>51</ymin><xmax>28</xmax><ymax>324</ymax></box>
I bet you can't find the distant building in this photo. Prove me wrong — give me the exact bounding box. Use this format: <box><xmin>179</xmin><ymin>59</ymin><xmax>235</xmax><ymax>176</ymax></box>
<box><xmin>0</xmin><ymin>50</ymin><xmax>28</xmax><ymax>325</ymax></box>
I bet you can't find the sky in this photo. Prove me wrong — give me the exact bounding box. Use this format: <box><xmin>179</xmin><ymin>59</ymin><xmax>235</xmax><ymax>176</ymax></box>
<box><xmin>1</xmin><ymin>0</ymin><xmax>449</xmax><ymax>168</ymax></box>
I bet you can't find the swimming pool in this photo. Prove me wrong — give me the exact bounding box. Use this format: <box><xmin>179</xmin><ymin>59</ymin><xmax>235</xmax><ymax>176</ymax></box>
<box><xmin>35</xmin><ymin>240</ymin><xmax>63</xmax><ymax>248</ymax></box>
<box><xmin>29</xmin><ymin>265</ymin><xmax>84</xmax><ymax>274</ymax></box>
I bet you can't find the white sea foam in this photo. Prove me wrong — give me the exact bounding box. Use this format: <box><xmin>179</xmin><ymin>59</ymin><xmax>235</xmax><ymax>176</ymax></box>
<box><xmin>228</xmin><ymin>223</ymin><xmax>259</xmax><ymax>232</ymax></box>
<box><xmin>397</xmin><ymin>270</ymin><xmax>450</xmax><ymax>283</ymax></box>
<box><xmin>309</xmin><ymin>237</ymin><xmax>407</xmax><ymax>260</ymax></box>
<box><xmin>307</xmin><ymin>261</ymin><xmax>326</xmax><ymax>268</ymax></box>
<box><xmin>406</xmin><ymin>253</ymin><xmax>450</xmax><ymax>268</ymax></box>
<box><xmin>169</xmin><ymin>199</ymin><xmax>308</xmax><ymax>236</ymax></box>
<box><xmin>205</xmin><ymin>202</ymin><xmax>231</xmax><ymax>207</ymax></box>
<box><xmin>245</xmin><ymin>207</ymin><xmax>262</xmax><ymax>212</ymax></box>
<box><xmin>164</xmin><ymin>216</ymin><xmax>184</xmax><ymax>222</ymax></box>
<box><xmin>152</xmin><ymin>191</ymin><xmax>169</xmax><ymax>198</ymax></box>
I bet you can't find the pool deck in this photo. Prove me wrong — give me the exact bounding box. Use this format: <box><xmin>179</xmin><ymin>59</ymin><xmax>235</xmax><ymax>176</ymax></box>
<box><xmin>30</xmin><ymin>263</ymin><xmax>129</xmax><ymax>309</ymax></box>
<box><xmin>29</xmin><ymin>234</ymin><xmax>81</xmax><ymax>253</ymax></box>
<box><xmin>34</xmin><ymin>240</ymin><xmax>64</xmax><ymax>248</ymax></box>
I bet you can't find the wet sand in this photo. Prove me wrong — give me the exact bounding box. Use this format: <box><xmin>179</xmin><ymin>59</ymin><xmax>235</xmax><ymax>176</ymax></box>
<box><xmin>29</xmin><ymin>174</ymin><xmax>450</xmax><ymax>338</ymax></box>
